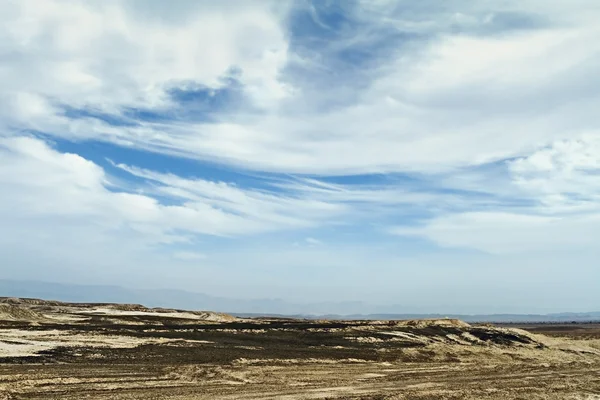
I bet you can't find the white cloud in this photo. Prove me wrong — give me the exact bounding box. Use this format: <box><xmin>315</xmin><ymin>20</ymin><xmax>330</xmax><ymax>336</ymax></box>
<box><xmin>0</xmin><ymin>0</ymin><xmax>290</xmax><ymax>123</ymax></box>
<box><xmin>113</xmin><ymin>163</ymin><xmax>348</xmax><ymax>228</ymax></box>
<box><xmin>304</xmin><ymin>237</ymin><xmax>322</xmax><ymax>246</ymax></box>
<box><xmin>393</xmin><ymin>211</ymin><xmax>600</xmax><ymax>254</ymax></box>
<box><xmin>0</xmin><ymin>0</ymin><xmax>598</xmax><ymax>175</ymax></box>
<box><xmin>0</xmin><ymin>136</ymin><xmax>348</xmax><ymax>243</ymax></box>
<box><xmin>393</xmin><ymin>134</ymin><xmax>600</xmax><ymax>253</ymax></box>
<box><xmin>172</xmin><ymin>251</ymin><xmax>207</xmax><ymax>261</ymax></box>
<box><xmin>509</xmin><ymin>134</ymin><xmax>600</xmax><ymax>210</ymax></box>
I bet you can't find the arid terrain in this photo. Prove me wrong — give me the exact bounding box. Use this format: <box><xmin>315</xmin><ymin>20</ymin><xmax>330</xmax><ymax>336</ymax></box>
<box><xmin>0</xmin><ymin>298</ymin><xmax>599</xmax><ymax>399</ymax></box>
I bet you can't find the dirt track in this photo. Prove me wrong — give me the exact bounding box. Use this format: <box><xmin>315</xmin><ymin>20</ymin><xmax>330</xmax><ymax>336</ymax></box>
<box><xmin>1</xmin><ymin>298</ymin><xmax>599</xmax><ymax>399</ymax></box>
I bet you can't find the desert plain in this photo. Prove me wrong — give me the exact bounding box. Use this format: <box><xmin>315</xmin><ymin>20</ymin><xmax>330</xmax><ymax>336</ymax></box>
<box><xmin>0</xmin><ymin>297</ymin><xmax>599</xmax><ymax>399</ymax></box>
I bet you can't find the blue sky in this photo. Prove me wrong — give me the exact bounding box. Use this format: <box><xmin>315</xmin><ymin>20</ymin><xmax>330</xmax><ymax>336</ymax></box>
<box><xmin>1</xmin><ymin>0</ymin><xmax>600</xmax><ymax>313</ymax></box>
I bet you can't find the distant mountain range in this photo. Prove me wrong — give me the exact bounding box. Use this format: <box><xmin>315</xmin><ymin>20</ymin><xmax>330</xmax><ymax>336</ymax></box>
<box><xmin>1</xmin><ymin>279</ymin><xmax>599</xmax><ymax>322</ymax></box>
<box><xmin>0</xmin><ymin>279</ymin><xmax>377</xmax><ymax>315</ymax></box>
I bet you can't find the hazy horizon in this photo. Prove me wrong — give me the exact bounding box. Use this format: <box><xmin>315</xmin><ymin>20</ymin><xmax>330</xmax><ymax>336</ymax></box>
<box><xmin>2</xmin><ymin>279</ymin><xmax>599</xmax><ymax>317</ymax></box>
<box><xmin>2</xmin><ymin>1</ymin><xmax>600</xmax><ymax>314</ymax></box>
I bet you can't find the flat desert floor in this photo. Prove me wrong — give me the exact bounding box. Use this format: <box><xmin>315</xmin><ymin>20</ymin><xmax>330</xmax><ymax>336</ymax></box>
<box><xmin>0</xmin><ymin>298</ymin><xmax>599</xmax><ymax>399</ymax></box>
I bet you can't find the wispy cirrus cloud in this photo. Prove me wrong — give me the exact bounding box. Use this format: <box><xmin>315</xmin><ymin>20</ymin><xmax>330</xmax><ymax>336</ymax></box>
<box><xmin>0</xmin><ymin>136</ymin><xmax>348</xmax><ymax>242</ymax></box>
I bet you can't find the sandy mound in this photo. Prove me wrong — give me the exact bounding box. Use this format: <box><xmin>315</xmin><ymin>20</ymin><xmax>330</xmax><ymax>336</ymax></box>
<box><xmin>349</xmin><ymin>319</ymin><xmax>545</xmax><ymax>349</ymax></box>
<box><xmin>191</xmin><ymin>311</ymin><xmax>237</xmax><ymax>322</ymax></box>
<box><xmin>0</xmin><ymin>297</ymin><xmax>65</xmax><ymax>307</ymax></box>
<box><xmin>398</xmin><ymin>318</ymin><xmax>472</xmax><ymax>329</ymax></box>
<box><xmin>0</xmin><ymin>298</ymin><xmax>237</xmax><ymax>323</ymax></box>
<box><xmin>74</xmin><ymin>306</ymin><xmax>237</xmax><ymax>323</ymax></box>
<box><xmin>136</xmin><ymin>307</ymin><xmax>237</xmax><ymax>322</ymax></box>
<box><xmin>165</xmin><ymin>365</ymin><xmax>252</xmax><ymax>384</ymax></box>
<box><xmin>0</xmin><ymin>304</ymin><xmax>48</xmax><ymax>322</ymax></box>
<box><xmin>104</xmin><ymin>304</ymin><xmax>150</xmax><ymax>312</ymax></box>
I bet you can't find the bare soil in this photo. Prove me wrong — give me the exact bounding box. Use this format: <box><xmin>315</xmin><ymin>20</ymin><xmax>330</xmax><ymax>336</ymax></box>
<box><xmin>0</xmin><ymin>298</ymin><xmax>599</xmax><ymax>399</ymax></box>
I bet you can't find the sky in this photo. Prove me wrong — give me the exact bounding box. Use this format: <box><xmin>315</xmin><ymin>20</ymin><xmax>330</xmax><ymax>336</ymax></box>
<box><xmin>1</xmin><ymin>0</ymin><xmax>599</xmax><ymax>314</ymax></box>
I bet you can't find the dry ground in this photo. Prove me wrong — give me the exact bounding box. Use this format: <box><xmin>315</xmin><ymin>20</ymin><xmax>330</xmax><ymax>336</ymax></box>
<box><xmin>0</xmin><ymin>298</ymin><xmax>599</xmax><ymax>399</ymax></box>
